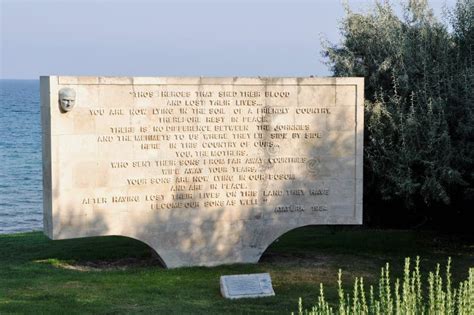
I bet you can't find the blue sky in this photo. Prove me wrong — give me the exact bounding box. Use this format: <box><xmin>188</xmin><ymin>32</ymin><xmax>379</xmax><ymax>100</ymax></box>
<box><xmin>1</xmin><ymin>0</ymin><xmax>453</xmax><ymax>79</ymax></box>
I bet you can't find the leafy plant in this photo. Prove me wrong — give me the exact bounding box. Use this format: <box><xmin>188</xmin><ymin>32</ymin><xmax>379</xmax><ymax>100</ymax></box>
<box><xmin>294</xmin><ymin>257</ymin><xmax>474</xmax><ymax>315</ymax></box>
<box><xmin>322</xmin><ymin>0</ymin><xmax>474</xmax><ymax>226</ymax></box>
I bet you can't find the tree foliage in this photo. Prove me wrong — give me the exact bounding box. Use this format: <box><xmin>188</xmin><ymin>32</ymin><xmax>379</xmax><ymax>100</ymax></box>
<box><xmin>323</xmin><ymin>0</ymin><xmax>473</xmax><ymax>226</ymax></box>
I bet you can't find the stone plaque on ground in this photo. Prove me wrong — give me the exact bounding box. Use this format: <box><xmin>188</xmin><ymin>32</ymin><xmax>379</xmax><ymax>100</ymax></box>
<box><xmin>41</xmin><ymin>76</ymin><xmax>363</xmax><ymax>268</ymax></box>
<box><xmin>220</xmin><ymin>273</ymin><xmax>275</xmax><ymax>299</ymax></box>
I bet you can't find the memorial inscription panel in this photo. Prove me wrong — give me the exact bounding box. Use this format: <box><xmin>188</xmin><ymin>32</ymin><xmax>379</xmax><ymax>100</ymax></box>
<box><xmin>220</xmin><ymin>273</ymin><xmax>275</xmax><ymax>299</ymax></box>
<box><xmin>41</xmin><ymin>76</ymin><xmax>363</xmax><ymax>268</ymax></box>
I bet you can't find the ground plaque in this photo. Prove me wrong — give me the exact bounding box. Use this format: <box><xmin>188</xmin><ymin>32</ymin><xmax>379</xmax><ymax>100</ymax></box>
<box><xmin>41</xmin><ymin>76</ymin><xmax>363</xmax><ymax>268</ymax></box>
<box><xmin>220</xmin><ymin>273</ymin><xmax>275</xmax><ymax>299</ymax></box>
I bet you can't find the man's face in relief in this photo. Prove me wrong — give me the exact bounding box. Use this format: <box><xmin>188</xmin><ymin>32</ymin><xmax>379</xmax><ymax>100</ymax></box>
<box><xmin>59</xmin><ymin>88</ymin><xmax>76</xmax><ymax>112</ymax></box>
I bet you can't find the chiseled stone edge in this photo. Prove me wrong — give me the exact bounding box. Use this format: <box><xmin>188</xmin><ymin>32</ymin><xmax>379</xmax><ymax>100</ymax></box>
<box><xmin>40</xmin><ymin>76</ymin><xmax>54</xmax><ymax>238</ymax></box>
<box><xmin>353</xmin><ymin>77</ymin><xmax>364</xmax><ymax>224</ymax></box>
<box><xmin>55</xmin><ymin>76</ymin><xmax>360</xmax><ymax>86</ymax></box>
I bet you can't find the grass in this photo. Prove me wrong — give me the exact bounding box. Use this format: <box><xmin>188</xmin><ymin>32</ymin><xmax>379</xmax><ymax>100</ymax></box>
<box><xmin>0</xmin><ymin>226</ymin><xmax>472</xmax><ymax>314</ymax></box>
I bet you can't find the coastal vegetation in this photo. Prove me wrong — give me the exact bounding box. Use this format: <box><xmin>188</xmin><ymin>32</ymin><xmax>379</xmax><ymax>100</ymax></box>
<box><xmin>1</xmin><ymin>227</ymin><xmax>472</xmax><ymax>314</ymax></box>
<box><xmin>296</xmin><ymin>258</ymin><xmax>473</xmax><ymax>315</ymax></box>
<box><xmin>323</xmin><ymin>0</ymin><xmax>473</xmax><ymax>229</ymax></box>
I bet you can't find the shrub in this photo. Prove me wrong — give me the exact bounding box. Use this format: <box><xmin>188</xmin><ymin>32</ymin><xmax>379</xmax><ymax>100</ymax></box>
<box><xmin>322</xmin><ymin>0</ymin><xmax>474</xmax><ymax>227</ymax></box>
<box><xmin>294</xmin><ymin>257</ymin><xmax>474</xmax><ymax>315</ymax></box>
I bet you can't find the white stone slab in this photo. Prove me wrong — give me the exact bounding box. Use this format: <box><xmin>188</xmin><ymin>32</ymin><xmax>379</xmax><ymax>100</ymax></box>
<box><xmin>220</xmin><ymin>273</ymin><xmax>275</xmax><ymax>299</ymax></box>
<box><xmin>41</xmin><ymin>76</ymin><xmax>364</xmax><ymax>268</ymax></box>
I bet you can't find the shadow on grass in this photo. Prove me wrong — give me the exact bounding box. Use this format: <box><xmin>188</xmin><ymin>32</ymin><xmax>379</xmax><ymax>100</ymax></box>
<box><xmin>0</xmin><ymin>231</ymin><xmax>161</xmax><ymax>270</ymax></box>
<box><xmin>1</xmin><ymin>226</ymin><xmax>472</xmax><ymax>273</ymax></box>
<box><xmin>0</xmin><ymin>227</ymin><xmax>472</xmax><ymax>314</ymax></box>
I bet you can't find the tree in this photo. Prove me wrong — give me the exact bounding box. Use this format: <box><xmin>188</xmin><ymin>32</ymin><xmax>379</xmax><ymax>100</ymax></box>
<box><xmin>323</xmin><ymin>0</ymin><xmax>473</xmax><ymax>228</ymax></box>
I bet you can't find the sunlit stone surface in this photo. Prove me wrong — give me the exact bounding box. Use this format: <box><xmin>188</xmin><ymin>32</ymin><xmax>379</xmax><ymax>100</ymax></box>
<box><xmin>41</xmin><ymin>76</ymin><xmax>363</xmax><ymax>268</ymax></box>
<box><xmin>220</xmin><ymin>273</ymin><xmax>275</xmax><ymax>299</ymax></box>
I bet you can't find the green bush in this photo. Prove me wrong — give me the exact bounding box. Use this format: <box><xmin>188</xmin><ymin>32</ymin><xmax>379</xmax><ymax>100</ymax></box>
<box><xmin>294</xmin><ymin>257</ymin><xmax>474</xmax><ymax>315</ymax></box>
<box><xmin>322</xmin><ymin>0</ymin><xmax>473</xmax><ymax>226</ymax></box>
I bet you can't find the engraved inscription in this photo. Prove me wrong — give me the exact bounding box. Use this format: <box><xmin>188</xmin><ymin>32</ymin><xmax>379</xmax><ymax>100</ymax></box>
<box><xmin>227</xmin><ymin>276</ymin><xmax>263</xmax><ymax>295</ymax></box>
<box><xmin>74</xmin><ymin>85</ymin><xmax>342</xmax><ymax>212</ymax></box>
<box><xmin>220</xmin><ymin>273</ymin><xmax>275</xmax><ymax>299</ymax></box>
<box><xmin>42</xmin><ymin>76</ymin><xmax>363</xmax><ymax>268</ymax></box>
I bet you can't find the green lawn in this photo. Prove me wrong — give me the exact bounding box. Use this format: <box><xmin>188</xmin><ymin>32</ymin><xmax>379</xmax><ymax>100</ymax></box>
<box><xmin>0</xmin><ymin>227</ymin><xmax>472</xmax><ymax>314</ymax></box>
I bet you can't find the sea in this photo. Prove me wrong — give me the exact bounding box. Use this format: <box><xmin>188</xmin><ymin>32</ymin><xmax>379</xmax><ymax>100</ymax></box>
<box><xmin>0</xmin><ymin>80</ymin><xmax>43</xmax><ymax>233</ymax></box>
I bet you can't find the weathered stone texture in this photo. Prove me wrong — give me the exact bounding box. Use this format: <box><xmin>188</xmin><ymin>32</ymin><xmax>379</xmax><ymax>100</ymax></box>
<box><xmin>41</xmin><ymin>76</ymin><xmax>363</xmax><ymax>268</ymax></box>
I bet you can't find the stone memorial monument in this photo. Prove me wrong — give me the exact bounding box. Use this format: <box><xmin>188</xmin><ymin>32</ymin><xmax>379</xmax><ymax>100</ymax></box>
<box><xmin>41</xmin><ymin>76</ymin><xmax>363</xmax><ymax>268</ymax></box>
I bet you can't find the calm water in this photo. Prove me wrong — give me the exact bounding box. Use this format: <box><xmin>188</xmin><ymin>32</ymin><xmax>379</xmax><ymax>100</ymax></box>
<box><xmin>0</xmin><ymin>80</ymin><xmax>43</xmax><ymax>233</ymax></box>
